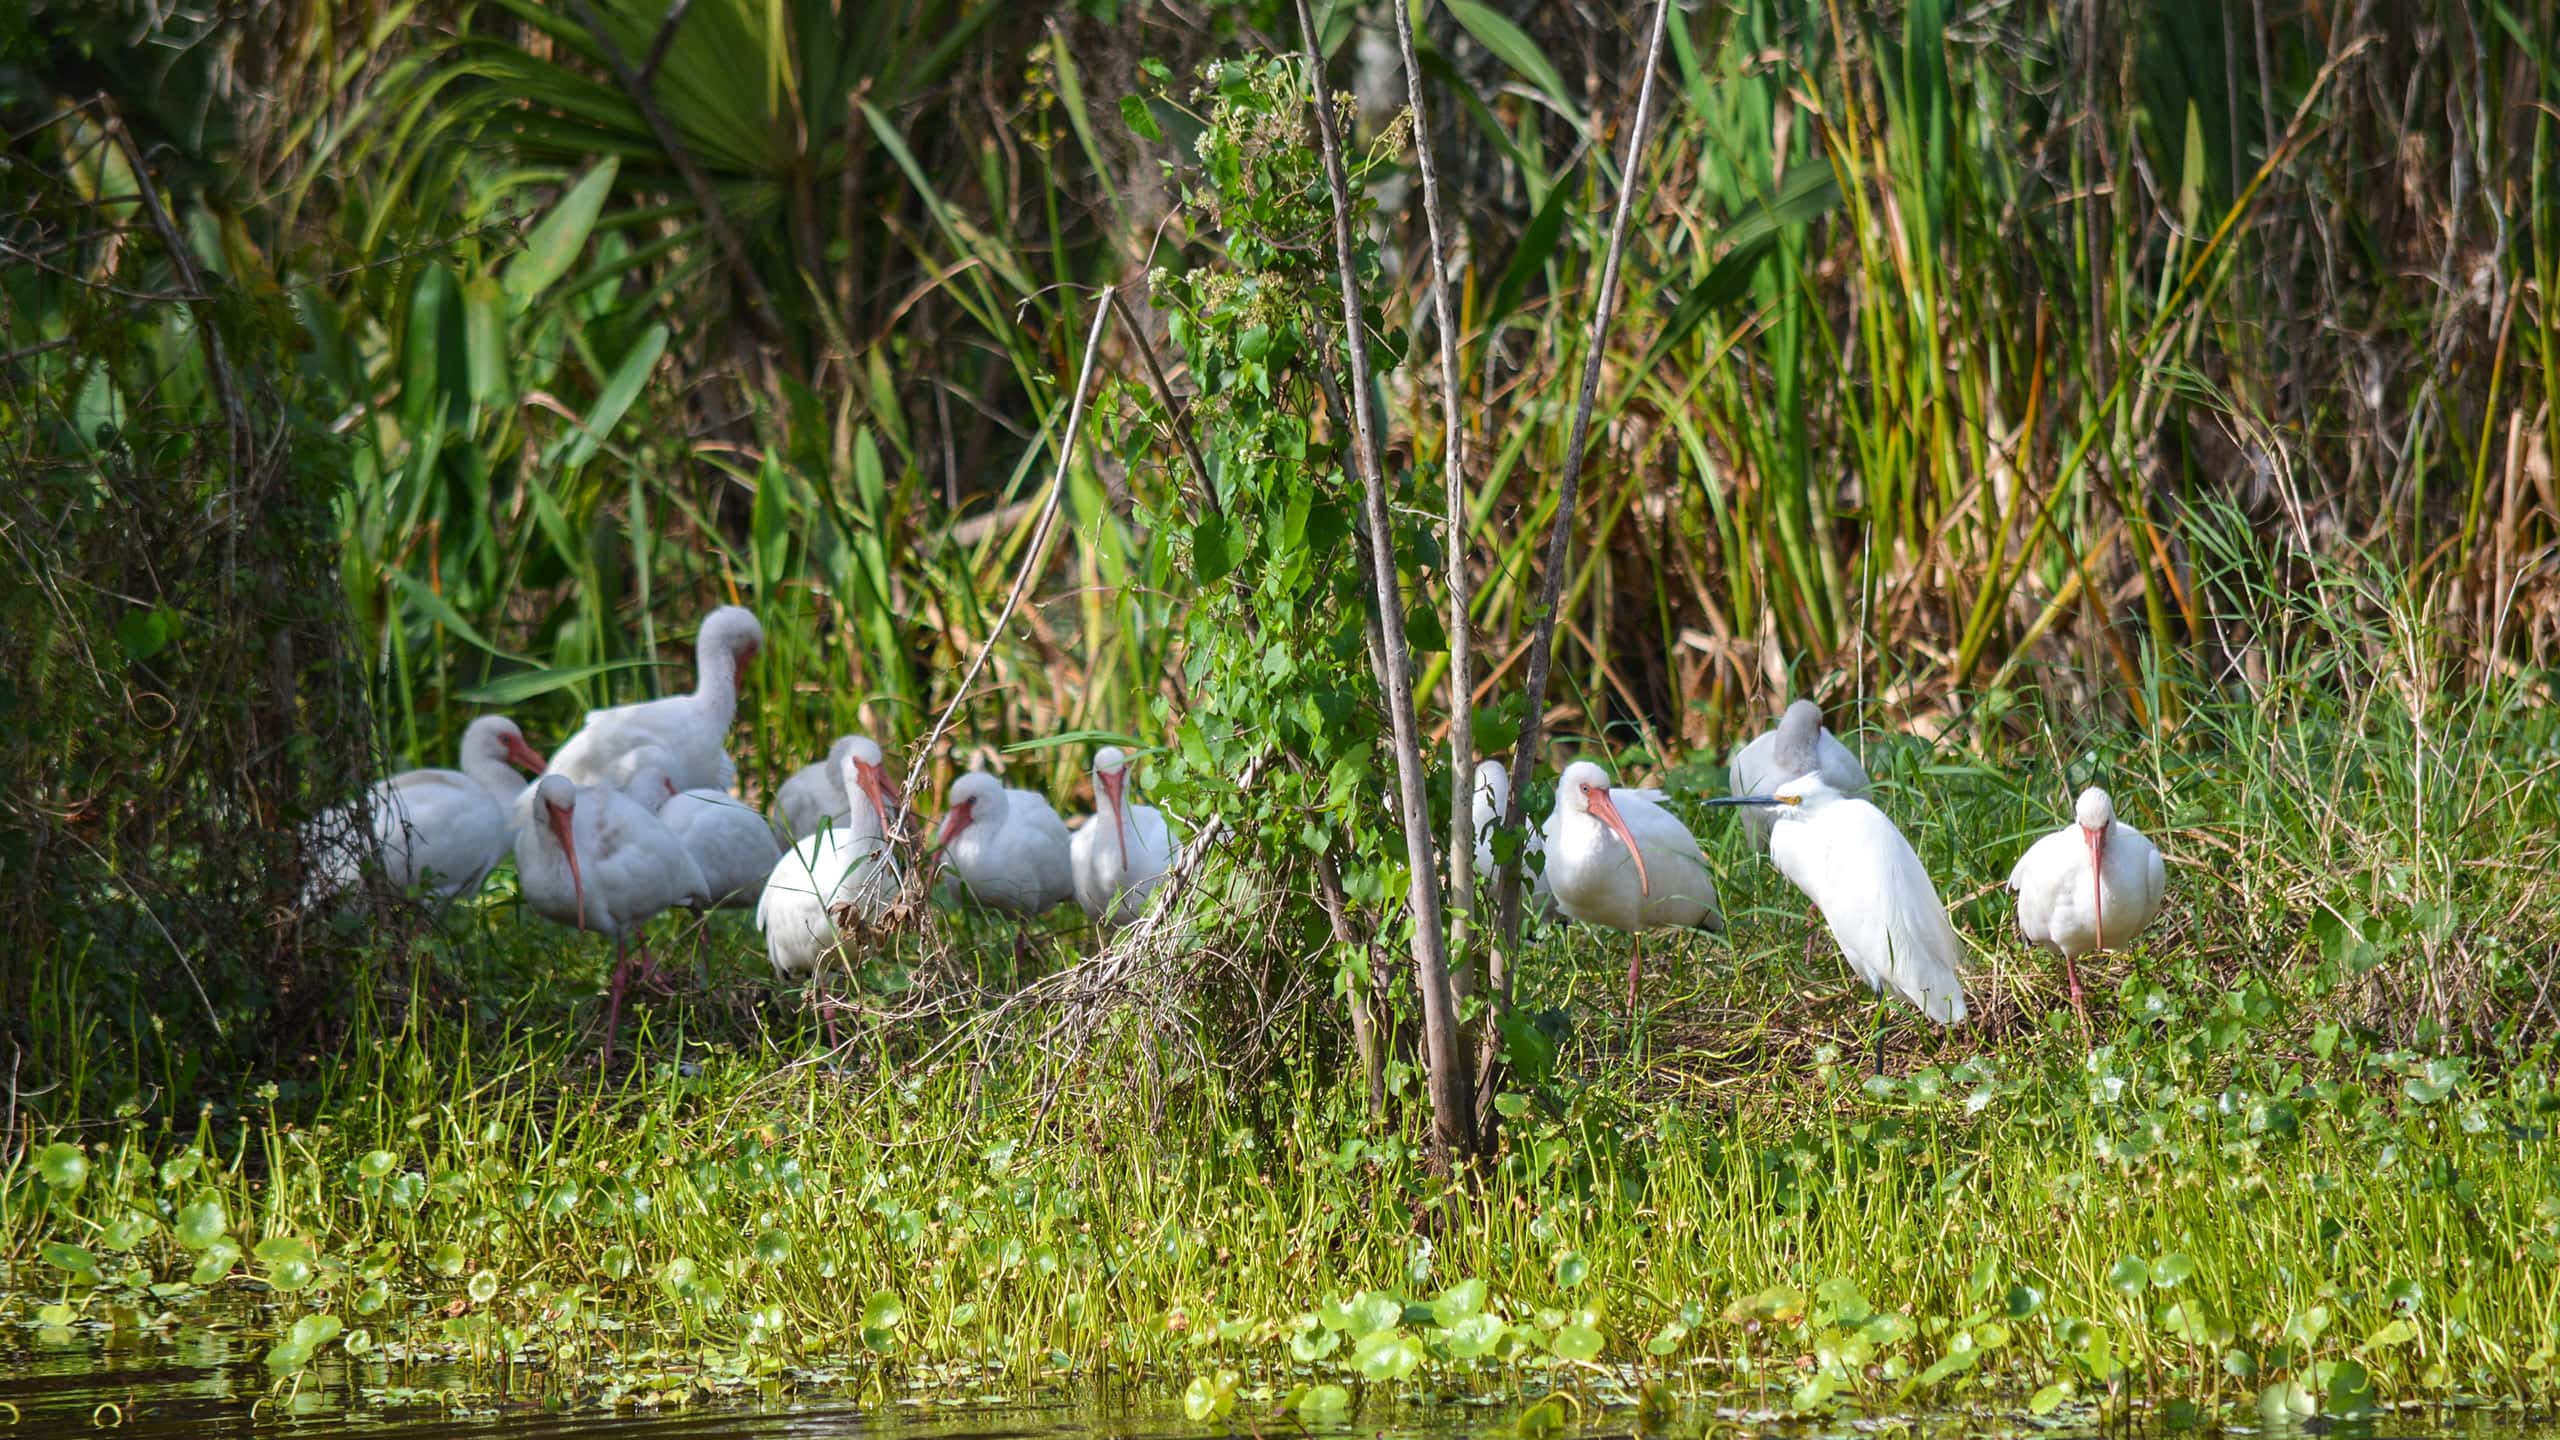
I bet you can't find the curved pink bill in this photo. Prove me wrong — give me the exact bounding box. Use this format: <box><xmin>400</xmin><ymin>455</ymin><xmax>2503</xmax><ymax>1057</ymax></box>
<box><xmin>505</xmin><ymin>736</ymin><xmax>548</xmax><ymax>773</ymax></box>
<box><xmin>854</xmin><ymin>760</ymin><xmax>901</xmax><ymax>829</ymax></box>
<box><xmin>1586</xmin><ymin>787</ymin><xmax>1650</xmax><ymax>898</ymax></box>
<box><xmin>1101</xmin><ymin>769</ymin><xmax>1129</xmax><ymax>867</ymax></box>
<box><xmin>932</xmin><ymin>799</ymin><xmax>972</xmax><ymax>864</ymax></box>
<box><xmin>2084</xmin><ymin>824</ymin><xmax>2108</xmax><ymax>952</ymax></box>
<box><xmin>547</xmin><ymin>801</ymin><xmax>586</xmax><ymax>932</ymax></box>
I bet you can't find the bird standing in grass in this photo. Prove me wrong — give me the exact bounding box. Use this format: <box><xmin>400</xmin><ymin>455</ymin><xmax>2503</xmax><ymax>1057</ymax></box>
<box><xmin>1072</xmin><ymin>747</ymin><xmax>1177</xmax><ymax>928</ymax></box>
<box><xmin>547</xmin><ymin>605</ymin><xmax>763</xmax><ymax>793</ymax></box>
<box><xmin>2009</xmin><ymin>787</ymin><xmax>2166</xmax><ymax>1030</ymax></box>
<box><xmin>514</xmin><ymin>774</ymin><xmax>712</xmax><ymax>1066</ymax></box>
<box><xmin>775</xmin><ymin>735</ymin><xmax>861</xmax><ymax>840</ymax></box>
<box><xmin>1711</xmin><ymin>772</ymin><xmax>1966</xmax><ymax>1070</ymax></box>
<box><xmin>1544</xmin><ymin>760</ymin><xmax>1723</xmax><ymax>1014</ymax></box>
<box><xmin>758</xmin><ymin>737</ymin><xmax>904</xmax><ymax>1043</ymax></box>
<box><xmin>303</xmin><ymin>715</ymin><xmax>545</xmax><ymax>908</ymax></box>
<box><xmin>938</xmin><ymin>770</ymin><xmax>1074</xmax><ymax>981</ymax></box>
<box><xmin>618</xmin><ymin>747</ymin><xmax>782</xmax><ymax>911</ymax></box>
<box><xmin>1726</xmin><ymin>699</ymin><xmax>1869</xmax><ymax>854</ymax></box>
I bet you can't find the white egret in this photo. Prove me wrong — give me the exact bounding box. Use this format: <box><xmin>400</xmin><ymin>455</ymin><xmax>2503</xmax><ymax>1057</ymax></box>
<box><xmin>1544</xmin><ymin>760</ymin><xmax>1723</xmax><ymax>1013</ymax></box>
<box><xmin>1710</xmin><ymin>773</ymin><xmax>1967</xmax><ymax>1069</ymax></box>
<box><xmin>774</xmin><ymin>735</ymin><xmax>860</xmax><ymax>840</ymax></box>
<box><xmin>547</xmin><ymin>605</ymin><xmax>763</xmax><ymax>793</ymax></box>
<box><xmin>2008</xmin><ymin>787</ymin><xmax>2166</xmax><ymax>1027</ymax></box>
<box><xmin>1727</xmin><ymin>699</ymin><xmax>1869</xmax><ymax>854</ymax></box>
<box><xmin>304</xmin><ymin>715</ymin><xmax>545</xmax><ymax>907</ymax></box>
<box><xmin>1071</xmin><ymin>746</ymin><xmax>1177</xmax><ymax>928</ymax></box>
<box><xmin>514</xmin><ymin>774</ymin><xmax>713</xmax><ymax>1065</ymax></box>
<box><xmin>1469</xmin><ymin>759</ymin><xmax>1556</xmax><ymax>917</ymax></box>
<box><xmin>757</xmin><ymin>737</ymin><xmax>904</xmax><ymax>1043</ymax></box>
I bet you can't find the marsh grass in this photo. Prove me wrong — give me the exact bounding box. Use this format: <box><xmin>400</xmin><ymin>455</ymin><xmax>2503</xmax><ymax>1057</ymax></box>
<box><xmin>8</xmin><ymin>665</ymin><xmax>2559</xmax><ymax>1423</ymax></box>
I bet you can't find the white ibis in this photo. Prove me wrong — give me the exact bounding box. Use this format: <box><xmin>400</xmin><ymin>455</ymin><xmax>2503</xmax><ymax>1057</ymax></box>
<box><xmin>938</xmin><ymin>771</ymin><xmax>1074</xmax><ymax>915</ymax></box>
<box><xmin>757</xmin><ymin>737</ymin><xmax>904</xmax><ymax>1042</ymax></box>
<box><xmin>1727</xmin><ymin>699</ymin><xmax>1869</xmax><ymax>854</ymax></box>
<box><xmin>774</xmin><ymin>735</ymin><xmax>860</xmax><ymax>840</ymax></box>
<box><xmin>1710</xmin><ymin>773</ymin><xmax>1967</xmax><ymax>1069</ymax></box>
<box><xmin>547</xmin><ymin>605</ymin><xmax>763</xmax><ymax>793</ymax></box>
<box><xmin>513</xmin><ymin>774</ymin><xmax>712</xmax><ymax>1064</ymax></box>
<box><xmin>1545</xmin><ymin>760</ymin><xmax>1723</xmax><ymax>1013</ymax></box>
<box><xmin>2008</xmin><ymin>787</ymin><xmax>2166</xmax><ymax>1028</ymax></box>
<box><xmin>617</xmin><ymin>747</ymin><xmax>782</xmax><ymax>910</ymax></box>
<box><xmin>1071</xmin><ymin>746</ymin><xmax>1177</xmax><ymax>928</ymax></box>
<box><xmin>305</xmin><ymin>715</ymin><xmax>545</xmax><ymax>907</ymax></box>
<box><xmin>1469</xmin><ymin>759</ymin><xmax>1555</xmax><ymax>916</ymax></box>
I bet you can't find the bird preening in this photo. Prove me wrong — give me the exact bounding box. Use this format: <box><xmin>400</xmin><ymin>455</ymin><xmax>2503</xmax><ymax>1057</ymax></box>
<box><xmin>312</xmin><ymin>610</ymin><xmax>2165</xmax><ymax>1078</ymax></box>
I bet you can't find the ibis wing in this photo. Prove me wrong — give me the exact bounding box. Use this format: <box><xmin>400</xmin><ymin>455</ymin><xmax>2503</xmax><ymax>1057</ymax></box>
<box><xmin>2007</xmin><ymin>826</ymin><xmax>2082</xmax><ymax>947</ymax></box>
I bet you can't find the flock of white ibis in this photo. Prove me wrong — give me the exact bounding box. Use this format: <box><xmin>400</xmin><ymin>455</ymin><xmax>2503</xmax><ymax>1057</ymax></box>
<box><xmin>316</xmin><ymin>607</ymin><xmax>2166</xmax><ymax>1066</ymax></box>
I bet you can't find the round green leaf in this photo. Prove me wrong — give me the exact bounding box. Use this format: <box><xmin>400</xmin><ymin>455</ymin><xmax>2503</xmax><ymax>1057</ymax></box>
<box><xmin>861</xmin><ymin>1289</ymin><xmax>903</xmax><ymax>1331</ymax></box>
<box><xmin>1553</xmin><ymin>1323</ymin><xmax>1604</xmax><ymax>1362</ymax></box>
<box><xmin>754</xmin><ymin>1228</ymin><xmax>795</xmax><ymax>1265</ymax></box>
<box><xmin>175</xmin><ymin>1197</ymin><xmax>228</xmax><ymax>1250</ymax></box>
<box><xmin>1296</xmin><ymin>1382</ymin><xmax>1350</xmax><ymax>1421</ymax></box>
<box><xmin>42</xmin><ymin>1241</ymin><xmax>99</xmax><ymax>1280</ymax></box>
<box><xmin>190</xmin><ymin>1240</ymin><xmax>241</xmax><ymax>1286</ymax></box>
<box><xmin>2107</xmin><ymin>1255</ymin><xmax>2151</xmax><ymax>1294</ymax></box>
<box><xmin>468</xmin><ymin>1269</ymin><xmax>499</xmax><ymax>1304</ymax></box>
<box><xmin>36</xmin><ymin>1143</ymin><xmax>88</xmax><ymax>1193</ymax></box>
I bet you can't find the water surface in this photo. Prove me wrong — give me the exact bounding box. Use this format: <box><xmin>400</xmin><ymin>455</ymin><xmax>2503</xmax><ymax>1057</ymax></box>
<box><xmin>7</xmin><ymin>1306</ymin><xmax>2554</xmax><ymax>1438</ymax></box>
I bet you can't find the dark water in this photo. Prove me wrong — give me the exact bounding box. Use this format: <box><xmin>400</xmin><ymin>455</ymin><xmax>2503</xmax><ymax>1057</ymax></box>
<box><xmin>5</xmin><ymin>1315</ymin><xmax>2555</xmax><ymax>1438</ymax></box>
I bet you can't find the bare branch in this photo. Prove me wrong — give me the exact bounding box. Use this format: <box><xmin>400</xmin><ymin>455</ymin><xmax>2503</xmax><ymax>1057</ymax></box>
<box><xmin>1292</xmin><ymin>0</ymin><xmax>1475</xmax><ymax>1165</ymax></box>
<box><xmin>914</xmin><ymin>286</ymin><xmax>1117</xmax><ymax>788</ymax></box>
<box><xmin>1395</xmin><ymin>1</ymin><xmax>1479</xmax><ymax>996</ymax></box>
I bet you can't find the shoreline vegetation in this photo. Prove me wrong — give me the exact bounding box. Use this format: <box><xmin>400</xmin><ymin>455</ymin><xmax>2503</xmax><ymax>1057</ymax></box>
<box><xmin>8</xmin><ymin>675</ymin><xmax>2559</xmax><ymax>1424</ymax></box>
<box><xmin>6</xmin><ymin>0</ymin><xmax>2560</xmax><ymax>1429</ymax></box>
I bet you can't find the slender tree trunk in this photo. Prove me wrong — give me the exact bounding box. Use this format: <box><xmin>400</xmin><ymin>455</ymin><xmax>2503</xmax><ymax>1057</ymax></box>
<box><xmin>1396</xmin><ymin>1</ymin><xmax>1479</xmax><ymax>998</ymax></box>
<box><xmin>1293</xmin><ymin>0</ymin><xmax>1476</xmax><ymax>1167</ymax></box>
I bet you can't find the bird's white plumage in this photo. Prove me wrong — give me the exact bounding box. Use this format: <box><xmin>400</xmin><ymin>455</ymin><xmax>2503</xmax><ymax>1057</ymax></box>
<box><xmin>1545</xmin><ymin>760</ymin><xmax>1723</xmax><ymax>934</ymax></box>
<box><xmin>513</xmin><ymin>775</ymin><xmax>712</xmax><ymax>940</ymax></box>
<box><xmin>1469</xmin><ymin>759</ymin><xmax>1556</xmax><ymax>915</ymax></box>
<box><xmin>305</xmin><ymin>715</ymin><xmax>542</xmax><ymax>905</ymax></box>
<box><xmin>620</xmin><ymin>749</ymin><xmax>782</xmax><ymax>910</ymax></box>
<box><xmin>2009</xmin><ymin>787</ymin><xmax>2166</xmax><ymax>962</ymax></box>
<box><xmin>775</xmin><ymin>735</ymin><xmax>859</xmax><ymax>840</ymax></box>
<box><xmin>940</xmin><ymin>771</ymin><xmax>1073</xmax><ymax>916</ymax></box>
<box><xmin>547</xmin><ymin>605</ymin><xmax>762</xmax><ymax>793</ymax></box>
<box><xmin>758</xmin><ymin>738</ymin><xmax>903</xmax><ymax>980</ymax></box>
<box><xmin>1763</xmin><ymin>774</ymin><xmax>1967</xmax><ymax>1024</ymax></box>
<box><xmin>1072</xmin><ymin>747</ymin><xmax>1177</xmax><ymax>927</ymax></box>
<box><xmin>1728</xmin><ymin>699</ymin><xmax>1869</xmax><ymax>853</ymax></box>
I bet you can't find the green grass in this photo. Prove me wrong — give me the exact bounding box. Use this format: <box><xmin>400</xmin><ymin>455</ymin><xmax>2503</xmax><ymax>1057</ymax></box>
<box><xmin>8</xmin><ymin>944</ymin><xmax>2555</xmax><ymax>1424</ymax></box>
<box><xmin>8</xmin><ymin>677</ymin><xmax>2559</xmax><ymax>1424</ymax></box>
